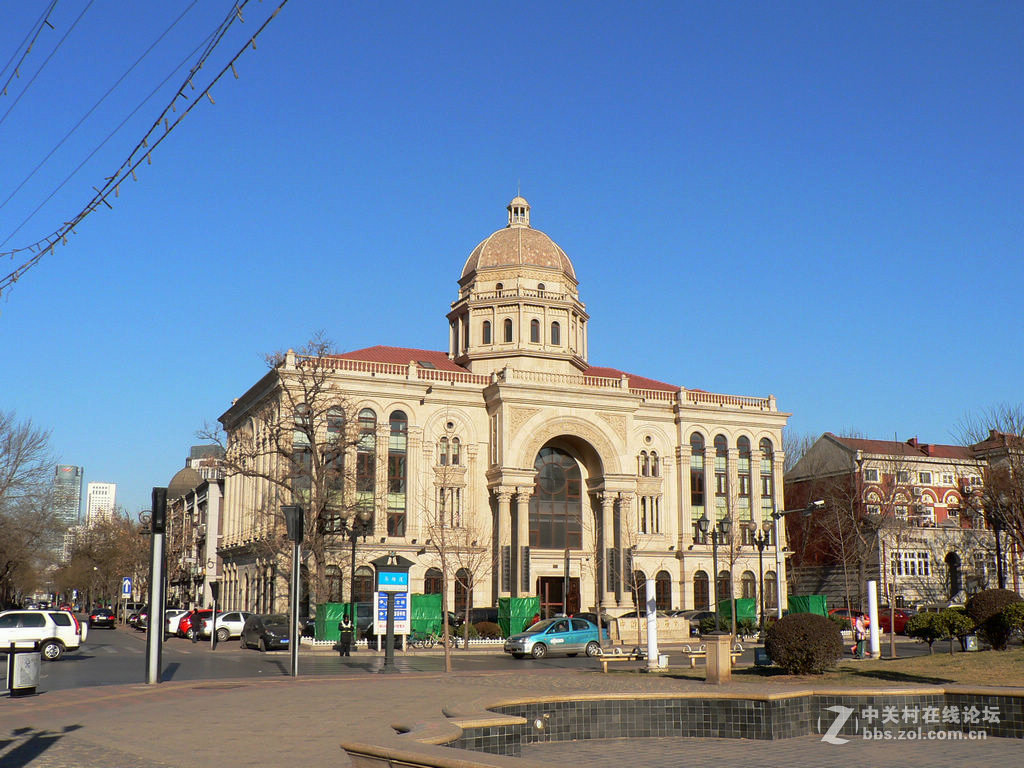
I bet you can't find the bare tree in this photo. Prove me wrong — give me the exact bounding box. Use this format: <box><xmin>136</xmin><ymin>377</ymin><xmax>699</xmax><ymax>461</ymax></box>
<box><xmin>54</xmin><ymin>511</ymin><xmax>149</xmax><ymax>607</ymax></box>
<box><xmin>0</xmin><ymin>411</ymin><xmax>59</xmax><ymax>605</ymax></box>
<box><xmin>200</xmin><ymin>334</ymin><xmax>378</xmax><ymax>608</ymax></box>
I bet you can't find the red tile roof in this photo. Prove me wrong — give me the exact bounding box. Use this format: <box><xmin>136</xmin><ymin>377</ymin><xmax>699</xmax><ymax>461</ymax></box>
<box><xmin>331</xmin><ymin>346</ymin><xmax>469</xmax><ymax>372</ymax></box>
<box><xmin>584</xmin><ymin>366</ymin><xmax>679</xmax><ymax>392</ymax></box>
<box><xmin>827</xmin><ymin>433</ymin><xmax>973</xmax><ymax>460</ymax></box>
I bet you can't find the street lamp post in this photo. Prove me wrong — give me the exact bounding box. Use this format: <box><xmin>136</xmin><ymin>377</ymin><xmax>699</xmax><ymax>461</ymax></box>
<box><xmin>342</xmin><ymin>508</ymin><xmax>373</xmax><ymax>613</ymax></box>
<box><xmin>697</xmin><ymin>514</ymin><xmax>731</xmax><ymax>632</ymax></box>
<box><xmin>993</xmin><ymin>495</ymin><xmax>1007</xmax><ymax>590</ymax></box>
<box><xmin>750</xmin><ymin>521</ymin><xmax>772</xmax><ymax>634</ymax></box>
<box><xmin>281</xmin><ymin>504</ymin><xmax>304</xmax><ymax>678</ymax></box>
<box><xmin>770</xmin><ymin>500</ymin><xmax>826</xmax><ymax>619</ymax></box>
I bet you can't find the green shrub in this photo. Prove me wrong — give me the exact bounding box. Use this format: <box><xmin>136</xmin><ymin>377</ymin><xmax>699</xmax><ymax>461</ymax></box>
<box><xmin>737</xmin><ymin>617</ymin><xmax>757</xmax><ymax>636</ymax></box>
<box><xmin>906</xmin><ymin>612</ymin><xmax>944</xmax><ymax>652</ymax></box>
<box><xmin>474</xmin><ymin>621</ymin><xmax>502</xmax><ymax>639</ymax></box>
<box><xmin>699</xmin><ymin>615</ymin><xmax>730</xmax><ymax>634</ymax></box>
<box><xmin>937</xmin><ymin>608</ymin><xmax>975</xmax><ymax>654</ymax></box>
<box><xmin>764</xmin><ymin>613</ymin><xmax>843</xmax><ymax>674</ymax></box>
<box><xmin>827</xmin><ymin>613</ymin><xmax>851</xmax><ymax>633</ymax></box>
<box><xmin>967</xmin><ymin>589</ymin><xmax>1024</xmax><ymax>650</ymax></box>
<box><xmin>1002</xmin><ymin>602</ymin><xmax>1024</xmax><ymax>638</ymax></box>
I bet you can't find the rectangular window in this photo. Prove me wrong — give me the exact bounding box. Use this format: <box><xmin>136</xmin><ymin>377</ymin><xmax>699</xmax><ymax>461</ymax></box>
<box><xmin>897</xmin><ymin>470</ymin><xmax>911</xmax><ymax>483</ymax></box>
<box><xmin>863</xmin><ymin>468</ymin><xmax>879</xmax><ymax>482</ymax></box>
<box><xmin>501</xmin><ymin>546</ymin><xmax>510</xmax><ymax>591</ymax></box>
<box><xmin>919</xmin><ymin>472</ymin><xmax>932</xmax><ymax>484</ymax></box>
<box><xmin>942</xmin><ymin>474</ymin><xmax>954</xmax><ymax>485</ymax></box>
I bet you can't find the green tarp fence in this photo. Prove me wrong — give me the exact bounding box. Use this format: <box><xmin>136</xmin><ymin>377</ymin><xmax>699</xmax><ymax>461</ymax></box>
<box><xmin>498</xmin><ymin>596</ymin><xmax>540</xmax><ymax>637</ymax></box>
<box><xmin>787</xmin><ymin>595</ymin><xmax>828</xmax><ymax>616</ymax></box>
<box><xmin>410</xmin><ymin>593</ymin><xmax>442</xmax><ymax>635</ymax></box>
<box><xmin>315</xmin><ymin>602</ymin><xmax>352</xmax><ymax>642</ymax></box>
<box><xmin>721</xmin><ymin>598</ymin><xmax>757</xmax><ymax>622</ymax></box>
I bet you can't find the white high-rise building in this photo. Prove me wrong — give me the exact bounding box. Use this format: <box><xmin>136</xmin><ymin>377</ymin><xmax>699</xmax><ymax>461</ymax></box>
<box><xmin>85</xmin><ymin>482</ymin><xmax>117</xmax><ymax>526</ymax></box>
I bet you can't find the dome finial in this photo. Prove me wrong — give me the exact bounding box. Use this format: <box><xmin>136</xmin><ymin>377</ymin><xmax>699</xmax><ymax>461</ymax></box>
<box><xmin>507</xmin><ymin>195</ymin><xmax>530</xmax><ymax>228</ymax></box>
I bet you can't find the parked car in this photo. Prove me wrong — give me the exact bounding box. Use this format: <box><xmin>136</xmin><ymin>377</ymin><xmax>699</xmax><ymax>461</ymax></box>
<box><xmin>179</xmin><ymin>609</ymin><xmax>214</xmax><ymax>639</ymax></box>
<box><xmin>574</xmin><ymin>611</ymin><xmax>613</xmax><ymax>629</ymax></box>
<box><xmin>468</xmin><ymin>607</ymin><xmax>499</xmax><ymax>624</ymax></box>
<box><xmin>201</xmin><ymin>611</ymin><xmax>255</xmax><ymax>642</ymax></box>
<box><xmin>89</xmin><ymin>608</ymin><xmax>116</xmax><ymax>629</ymax></box>
<box><xmin>617</xmin><ymin>609</ymin><xmax>672</xmax><ymax>619</ymax></box>
<box><xmin>165</xmin><ymin>609</ymin><xmax>189</xmax><ymax>637</ymax></box>
<box><xmin>240</xmin><ymin>613</ymin><xmax>291</xmax><ymax>651</ymax></box>
<box><xmin>673</xmin><ymin>609</ymin><xmax>716</xmax><ymax>636</ymax></box>
<box><xmin>0</xmin><ymin>609</ymin><xmax>87</xmax><ymax>660</ymax></box>
<box><xmin>877</xmin><ymin>607</ymin><xmax>913</xmax><ymax>635</ymax></box>
<box><xmin>504</xmin><ymin>617</ymin><xmax>608</xmax><ymax>659</ymax></box>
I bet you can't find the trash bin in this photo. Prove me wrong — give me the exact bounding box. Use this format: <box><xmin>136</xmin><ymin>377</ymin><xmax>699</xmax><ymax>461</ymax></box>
<box><xmin>754</xmin><ymin>648</ymin><xmax>772</xmax><ymax>666</ymax></box>
<box><xmin>856</xmin><ymin>639</ymin><xmax>868</xmax><ymax>659</ymax></box>
<box><xmin>658</xmin><ymin>654</ymin><xmax>668</xmax><ymax>668</ymax></box>
<box><xmin>5</xmin><ymin>642</ymin><xmax>41</xmax><ymax>697</ymax></box>
<box><xmin>964</xmin><ymin>635</ymin><xmax>978</xmax><ymax>652</ymax></box>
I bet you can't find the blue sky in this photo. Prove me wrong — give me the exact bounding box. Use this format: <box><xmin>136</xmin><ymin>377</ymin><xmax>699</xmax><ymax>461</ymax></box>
<box><xmin>1</xmin><ymin>1</ymin><xmax>1021</xmax><ymax>516</ymax></box>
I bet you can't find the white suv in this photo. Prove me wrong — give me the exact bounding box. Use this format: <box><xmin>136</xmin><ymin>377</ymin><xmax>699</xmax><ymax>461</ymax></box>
<box><xmin>0</xmin><ymin>609</ymin><xmax>87</xmax><ymax>660</ymax></box>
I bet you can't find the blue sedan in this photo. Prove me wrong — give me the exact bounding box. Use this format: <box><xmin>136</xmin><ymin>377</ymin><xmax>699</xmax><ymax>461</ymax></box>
<box><xmin>504</xmin><ymin>617</ymin><xmax>608</xmax><ymax>659</ymax></box>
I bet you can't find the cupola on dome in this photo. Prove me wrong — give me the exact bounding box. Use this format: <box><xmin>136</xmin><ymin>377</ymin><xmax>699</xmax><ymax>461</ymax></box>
<box><xmin>460</xmin><ymin>197</ymin><xmax>576</xmax><ymax>281</ymax></box>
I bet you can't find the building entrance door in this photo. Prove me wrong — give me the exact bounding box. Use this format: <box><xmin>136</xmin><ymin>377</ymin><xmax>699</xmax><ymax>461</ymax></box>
<box><xmin>537</xmin><ymin>576</ymin><xmax>580</xmax><ymax>617</ymax></box>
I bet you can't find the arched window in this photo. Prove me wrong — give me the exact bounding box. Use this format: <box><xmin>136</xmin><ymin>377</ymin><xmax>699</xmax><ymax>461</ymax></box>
<box><xmin>387</xmin><ymin>411</ymin><xmax>408</xmax><ymax>536</ymax></box>
<box><xmin>504</xmin><ymin>318</ymin><xmax>513</xmax><ymax>342</ymax></box>
<box><xmin>352</xmin><ymin>566</ymin><xmax>374</xmax><ymax>603</ymax></box>
<box><xmin>424</xmin><ymin>567</ymin><xmax>443</xmax><ymax>595</ymax></box>
<box><xmin>737</xmin><ymin>436</ymin><xmax>752</xmax><ymax>524</ymax></box>
<box><xmin>537</xmin><ymin>283</ymin><xmax>546</xmax><ymax>291</ymax></box>
<box><xmin>550</xmin><ymin>321</ymin><xmax>560</xmax><ymax>345</ymax></box>
<box><xmin>693</xmin><ymin>571</ymin><xmax>709</xmax><ymax>610</ymax></box>
<box><xmin>495</xmin><ymin>282</ymin><xmax>504</xmax><ymax>291</ymax></box>
<box><xmin>529</xmin><ymin>446</ymin><xmax>582</xmax><ymax>550</ymax></box>
<box><xmin>655</xmin><ymin>570</ymin><xmax>672</xmax><ymax>611</ymax></box>
<box><xmin>630</xmin><ymin>570</ymin><xmax>648</xmax><ymax>609</ymax></box>
<box><xmin>760</xmin><ymin>438</ymin><xmax>774</xmax><ymax>522</ymax></box>
<box><xmin>741</xmin><ymin>570</ymin><xmax>756</xmax><ymax>600</ymax></box>
<box><xmin>650</xmin><ymin>450</ymin><xmax>659</xmax><ymax>477</ymax></box>
<box><xmin>530</xmin><ymin>318</ymin><xmax>540</xmax><ymax>343</ymax></box>
<box><xmin>455</xmin><ymin>568</ymin><xmax>472</xmax><ymax>614</ymax></box>
<box><xmin>356</xmin><ymin>409</ymin><xmax>376</xmax><ymax>522</ymax></box>
<box><xmin>714</xmin><ymin>435</ymin><xmax>729</xmax><ymax>522</ymax></box>
<box><xmin>764</xmin><ymin>571</ymin><xmax>778</xmax><ymax>609</ymax></box>
<box><xmin>437</xmin><ymin>436</ymin><xmax>461</xmax><ymax>466</ymax></box>
<box><xmin>482</xmin><ymin>320</ymin><xmax>492</xmax><ymax>345</ymax></box>
<box><xmin>639</xmin><ymin>450</ymin><xmax>650</xmax><ymax>476</ymax></box>
<box><xmin>326</xmin><ymin>565</ymin><xmax>342</xmax><ymax>603</ymax></box>
<box><xmin>450</xmin><ymin>437</ymin><xmax>460</xmax><ymax>466</ymax></box>
<box><xmin>690</xmin><ymin>433</ymin><xmax>706</xmax><ymax>527</ymax></box>
<box><xmin>717</xmin><ymin>570</ymin><xmax>731</xmax><ymax>606</ymax></box>
<box><xmin>438</xmin><ymin>437</ymin><xmax>449</xmax><ymax>465</ymax></box>
<box><xmin>291</xmin><ymin>404</ymin><xmax>312</xmax><ymax>505</ymax></box>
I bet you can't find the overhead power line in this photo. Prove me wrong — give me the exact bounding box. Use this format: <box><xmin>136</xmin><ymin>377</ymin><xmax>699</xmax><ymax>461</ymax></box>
<box><xmin>0</xmin><ymin>0</ymin><xmax>291</xmax><ymax>298</ymax></box>
<box><xmin>0</xmin><ymin>0</ymin><xmax>59</xmax><ymax>96</ymax></box>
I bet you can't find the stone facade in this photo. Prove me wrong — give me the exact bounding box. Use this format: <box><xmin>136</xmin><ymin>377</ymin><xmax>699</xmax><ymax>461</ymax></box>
<box><xmin>216</xmin><ymin>198</ymin><xmax>790</xmax><ymax>622</ymax></box>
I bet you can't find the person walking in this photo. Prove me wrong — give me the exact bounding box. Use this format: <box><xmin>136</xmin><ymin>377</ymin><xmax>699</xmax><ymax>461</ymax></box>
<box><xmin>853</xmin><ymin>614</ymin><xmax>867</xmax><ymax>658</ymax></box>
<box><xmin>190</xmin><ymin>609</ymin><xmax>203</xmax><ymax>644</ymax></box>
<box><xmin>338</xmin><ymin>613</ymin><xmax>354</xmax><ymax>657</ymax></box>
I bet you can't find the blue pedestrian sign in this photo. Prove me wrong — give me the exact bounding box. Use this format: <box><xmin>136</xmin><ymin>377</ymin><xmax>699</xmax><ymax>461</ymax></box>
<box><xmin>373</xmin><ymin>591</ymin><xmax>410</xmax><ymax>634</ymax></box>
<box><xmin>121</xmin><ymin>577</ymin><xmax>132</xmax><ymax>597</ymax></box>
<box><xmin>377</xmin><ymin>570</ymin><xmax>409</xmax><ymax>592</ymax></box>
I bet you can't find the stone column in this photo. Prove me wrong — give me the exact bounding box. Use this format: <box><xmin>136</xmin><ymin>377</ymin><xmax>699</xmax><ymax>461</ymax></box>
<box><xmin>515</xmin><ymin>488</ymin><xmax>532</xmax><ymax>597</ymax></box>
<box><xmin>494</xmin><ymin>488</ymin><xmax>513</xmax><ymax>596</ymax></box>
<box><xmin>678</xmin><ymin>444</ymin><xmax>693</xmax><ymax>546</ymax></box>
<box><xmin>601</xmin><ymin>493</ymin><xmax>616</xmax><ymax>607</ymax></box>
<box><xmin>617</xmin><ymin>492</ymin><xmax>635</xmax><ymax>606</ymax></box>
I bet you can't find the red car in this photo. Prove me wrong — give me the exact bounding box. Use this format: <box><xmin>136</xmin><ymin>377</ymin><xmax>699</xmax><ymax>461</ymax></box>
<box><xmin>877</xmin><ymin>608</ymin><xmax>912</xmax><ymax>635</ymax></box>
<box><xmin>89</xmin><ymin>608</ymin><xmax>116</xmax><ymax>629</ymax></box>
<box><xmin>178</xmin><ymin>609</ymin><xmax>213</xmax><ymax>639</ymax></box>
<box><xmin>828</xmin><ymin>608</ymin><xmax>866</xmax><ymax>627</ymax></box>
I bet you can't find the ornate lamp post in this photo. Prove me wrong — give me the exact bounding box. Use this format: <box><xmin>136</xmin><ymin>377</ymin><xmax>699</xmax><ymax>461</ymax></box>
<box><xmin>750</xmin><ymin>520</ymin><xmax>772</xmax><ymax>633</ymax></box>
<box><xmin>342</xmin><ymin>508</ymin><xmax>374</xmax><ymax>608</ymax></box>
<box><xmin>697</xmin><ymin>514</ymin><xmax>731</xmax><ymax>632</ymax></box>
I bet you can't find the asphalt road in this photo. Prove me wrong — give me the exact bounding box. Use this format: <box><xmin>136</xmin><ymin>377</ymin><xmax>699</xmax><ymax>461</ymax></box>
<box><xmin>2</xmin><ymin>621</ymin><xmax>937</xmax><ymax>693</ymax></box>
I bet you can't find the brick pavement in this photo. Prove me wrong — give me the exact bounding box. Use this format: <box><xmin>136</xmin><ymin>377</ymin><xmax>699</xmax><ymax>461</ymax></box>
<box><xmin>1</xmin><ymin>664</ymin><xmax>1021</xmax><ymax>768</ymax></box>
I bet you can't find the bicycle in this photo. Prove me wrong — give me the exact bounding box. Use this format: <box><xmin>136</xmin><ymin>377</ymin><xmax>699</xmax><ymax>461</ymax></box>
<box><xmin>408</xmin><ymin>630</ymin><xmax>461</xmax><ymax>649</ymax></box>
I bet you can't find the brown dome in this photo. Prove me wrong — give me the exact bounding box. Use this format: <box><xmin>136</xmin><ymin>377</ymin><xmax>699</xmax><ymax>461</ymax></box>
<box><xmin>167</xmin><ymin>467</ymin><xmax>203</xmax><ymax>501</ymax></box>
<box><xmin>460</xmin><ymin>198</ymin><xmax>576</xmax><ymax>281</ymax></box>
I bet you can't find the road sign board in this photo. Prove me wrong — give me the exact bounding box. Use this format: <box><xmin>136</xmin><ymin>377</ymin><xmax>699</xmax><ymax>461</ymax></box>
<box><xmin>377</xmin><ymin>570</ymin><xmax>409</xmax><ymax>592</ymax></box>
<box><xmin>372</xmin><ymin>591</ymin><xmax>410</xmax><ymax>635</ymax></box>
<box><xmin>121</xmin><ymin>577</ymin><xmax>132</xmax><ymax>597</ymax></box>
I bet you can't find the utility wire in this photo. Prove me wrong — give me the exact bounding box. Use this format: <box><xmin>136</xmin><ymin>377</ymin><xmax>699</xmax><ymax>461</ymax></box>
<box><xmin>0</xmin><ymin>0</ymin><xmax>58</xmax><ymax>93</ymax></box>
<box><xmin>0</xmin><ymin>0</ymin><xmax>201</xmax><ymax>213</ymax></box>
<box><xmin>0</xmin><ymin>0</ymin><xmax>94</xmax><ymax>129</ymax></box>
<box><xmin>0</xmin><ymin>0</ymin><xmax>290</xmax><ymax>296</ymax></box>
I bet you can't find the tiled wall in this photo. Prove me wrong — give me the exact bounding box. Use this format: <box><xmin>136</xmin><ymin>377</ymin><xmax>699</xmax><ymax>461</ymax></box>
<box><xmin>447</xmin><ymin>693</ymin><xmax>1023</xmax><ymax>756</ymax></box>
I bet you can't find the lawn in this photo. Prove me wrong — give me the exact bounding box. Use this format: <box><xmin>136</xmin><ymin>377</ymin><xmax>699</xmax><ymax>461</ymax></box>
<box><xmin>663</xmin><ymin>647</ymin><xmax>1024</xmax><ymax>688</ymax></box>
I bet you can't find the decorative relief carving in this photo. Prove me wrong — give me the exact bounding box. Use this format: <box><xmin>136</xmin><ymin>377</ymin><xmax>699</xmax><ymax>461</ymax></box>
<box><xmin>597</xmin><ymin>411</ymin><xmax>627</xmax><ymax>442</ymax></box>
<box><xmin>507</xmin><ymin>407</ymin><xmax>541</xmax><ymax>437</ymax></box>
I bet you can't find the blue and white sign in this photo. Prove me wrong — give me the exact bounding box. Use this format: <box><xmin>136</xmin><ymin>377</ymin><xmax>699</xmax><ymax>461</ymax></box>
<box><xmin>372</xmin><ymin>591</ymin><xmax>410</xmax><ymax>635</ymax></box>
<box><xmin>377</xmin><ymin>570</ymin><xmax>409</xmax><ymax>592</ymax></box>
<box><xmin>121</xmin><ymin>577</ymin><xmax>133</xmax><ymax>597</ymax></box>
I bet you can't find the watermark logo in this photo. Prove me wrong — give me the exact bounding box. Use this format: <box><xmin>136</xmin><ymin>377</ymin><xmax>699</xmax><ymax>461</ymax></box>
<box><xmin>818</xmin><ymin>704</ymin><xmax>998</xmax><ymax>744</ymax></box>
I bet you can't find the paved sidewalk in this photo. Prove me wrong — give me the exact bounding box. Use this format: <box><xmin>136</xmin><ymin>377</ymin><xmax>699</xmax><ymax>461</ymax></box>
<box><xmin>1</xmin><ymin>666</ymin><xmax>1021</xmax><ymax>768</ymax></box>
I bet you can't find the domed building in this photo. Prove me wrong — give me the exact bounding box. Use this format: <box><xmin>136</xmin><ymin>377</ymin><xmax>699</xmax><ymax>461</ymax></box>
<box><xmin>217</xmin><ymin>199</ymin><xmax>790</xmax><ymax>630</ymax></box>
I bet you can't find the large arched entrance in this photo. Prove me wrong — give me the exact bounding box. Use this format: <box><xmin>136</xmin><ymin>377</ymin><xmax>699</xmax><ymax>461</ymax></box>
<box><xmin>530</xmin><ymin>445</ymin><xmax>584</xmax><ymax>617</ymax></box>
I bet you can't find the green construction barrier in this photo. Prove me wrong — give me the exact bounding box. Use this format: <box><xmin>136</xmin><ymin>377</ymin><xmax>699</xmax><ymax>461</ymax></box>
<box><xmin>787</xmin><ymin>595</ymin><xmax>828</xmax><ymax>616</ymax></box>
<box><xmin>498</xmin><ymin>596</ymin><xmax>540</xmax><ymax>637</ymax></box>
<box><xmin>315</xmin><ymin>602</ymin><xmax>351</xmax><ymax>641</ymax></box>
<box><xmin>410</xmin><ymin>593</ymin><xmax>442</xmax><ymax>635</ymax></box>
<box><xmin>721</xmin><ymin>598</ymin><xmax>757</xmax><ymax>622</ymax></box>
